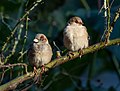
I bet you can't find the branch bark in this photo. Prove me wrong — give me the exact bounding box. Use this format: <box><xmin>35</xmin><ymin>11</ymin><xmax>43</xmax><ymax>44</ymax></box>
<box><xmin>0</xmin><ymin>38</ymin><xmax>120</xmax><ymax>91</ymax></box>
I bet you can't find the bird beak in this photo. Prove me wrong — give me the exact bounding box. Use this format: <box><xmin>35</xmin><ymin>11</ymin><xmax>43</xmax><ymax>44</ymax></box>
<box><xmin>33</xmin><ymin>38</ymin><xmax>39</xmax><ymax>43</ymax></box>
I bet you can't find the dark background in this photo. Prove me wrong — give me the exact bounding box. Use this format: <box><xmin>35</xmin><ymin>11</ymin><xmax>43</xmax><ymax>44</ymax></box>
<box><xmin>0</xmin><ymin>0</ymin><xmax>120</xmax><ymax>91</ymax></box>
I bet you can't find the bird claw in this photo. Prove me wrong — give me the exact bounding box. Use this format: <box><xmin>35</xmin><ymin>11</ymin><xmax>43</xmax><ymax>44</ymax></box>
<box><xmin>78</xmin><ymin>49</ymin><xmax>83</xmax><ymax>58</ymax></box>
<box><xmin>67</xmin><ymin>51</ymin><xmax>74</xmax><ymax>59</ymax></box>
<box><xmin>33</xmin><ymin>67</ymin><xmax>37</xmax><ymax>74</ymax></box>
<box><xmin>33</xmin><ymin>66</ymin><xmax>45</xmax><ymax>84</ymax></box>
<box><xmin>39</xmin><ymin>65</ymin><xmax>46</xmax><ymax>81</ymax></box>
<box><xmin>41</xmin><ymin>65</ymin><xmax>45</xmax><ymax>73</ymax></box>
<box><xmin>33</xmin><ymin>67</ymin><xmax>40</xmax><ymax>84</ymax></box>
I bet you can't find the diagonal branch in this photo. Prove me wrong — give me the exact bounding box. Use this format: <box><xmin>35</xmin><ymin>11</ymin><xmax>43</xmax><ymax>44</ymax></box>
<box><xmin>0</xmin><ymin>38</ymin><xmax>120</xmax><ymax>91</ymax></box>
<box><xmin>1</xmin><ymin>0</ymin><xmax>42</xmax><ymax>52</ymax></box>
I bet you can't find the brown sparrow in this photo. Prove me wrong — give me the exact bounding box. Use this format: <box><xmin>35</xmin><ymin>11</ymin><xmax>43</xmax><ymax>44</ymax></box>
<box><xmin>63</xmin><ymin>16</ymin><xmax>89</xmax><ymax>52</ymax></box>
<box><xmin>28</xmin><ymin>34</ymin><xmax>53</xmax><ymax>69</ymax></box>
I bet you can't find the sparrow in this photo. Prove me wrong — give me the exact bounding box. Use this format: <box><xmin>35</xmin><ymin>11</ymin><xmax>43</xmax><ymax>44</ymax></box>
<box><xmin>28</xmin><ymin>34</ymin><xmax>53</xmax><ymax>69</ymax></box>
<box><xmin>63</xmin><ymin>16</ymin><xmax>89</xmax><ymax>52</ymax></box>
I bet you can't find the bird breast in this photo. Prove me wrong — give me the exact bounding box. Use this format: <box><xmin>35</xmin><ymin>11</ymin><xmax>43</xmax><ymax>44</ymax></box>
<box><xmin>29</xmin><ymin>43</ymin><xmax>52</xmax><ymax>68</ymax></box>
<box><xmin>63</xmin><ymin>24</ymin><xmax>88</xmax><ymax>51</ymax></box>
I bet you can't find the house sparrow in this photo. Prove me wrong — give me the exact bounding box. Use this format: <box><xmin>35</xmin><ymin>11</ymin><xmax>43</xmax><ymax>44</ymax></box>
<box><xmin>63</xmin><ymin>16</ymin><xmax>89</xmax><ymax>52</ymax></box>
<box><xmin>28</xmin><ymin>34</ymin><xmax>53</xmax><ymax>69</ymax></box>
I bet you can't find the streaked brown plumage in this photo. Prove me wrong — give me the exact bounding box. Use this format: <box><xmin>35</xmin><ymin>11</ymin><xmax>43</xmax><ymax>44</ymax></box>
<box><xmin>63</xmin><ymin>16</ymin><xmax>89</xmax><ymax>51</ymax></box>
<box><xmin>28</xmin><ymin>34</ymin><xmax>53</xmax><ymax>68</ymax></box>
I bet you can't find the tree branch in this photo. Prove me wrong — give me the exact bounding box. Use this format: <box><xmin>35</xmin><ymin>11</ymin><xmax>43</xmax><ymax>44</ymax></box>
<box><xmin>105</xmin><ymin>7</ymin><xmax>120</xmax><ymax>43</ymax></box>
<box><xmin>1</xmin><ymin>0</ymin><xmax>42</xmax><ymax>54</ymax></box>
<box><xmin>0</xmin><ymin>38</ymin><xmax>120</xmax><ymax>91</ymax></box>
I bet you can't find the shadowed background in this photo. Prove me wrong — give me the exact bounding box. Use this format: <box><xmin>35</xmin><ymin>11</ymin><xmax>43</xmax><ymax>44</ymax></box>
<box><xmin>0</xmin><ymin>0</ymin><xmax>120</xmax><ymax>91</ymax></box>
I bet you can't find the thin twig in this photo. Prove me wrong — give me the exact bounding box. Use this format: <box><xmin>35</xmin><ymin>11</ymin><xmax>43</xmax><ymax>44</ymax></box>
<box><xmin>1</xmin><ymin>13</ymin><xmax>12</xmax><ymax>31</ymax></box>
<box><xmin>4</xmin><ymin>24</ymin><xmax>23</xmax><ymax>63</ymax></box>
<box><xmin>1</xmin><ymin>0</ymin><xmax>42</xmax><ymax>52</ymax></box>
<box><xmin>17</xmin><ymin>51</ymin><xmax>27</xmax><ymax>62</ymax></box>
<box><xmin>0</xmin><ymin>69</ymin><xmax>5</xmax><ymax>84</ymax></box>
<box><xmin>101</xmin><ymin>0</ymin><xmax>110</xmax><ymax>42</ymax></box>
<box><xmin>105</xmin><ymin>0</ymin><xmax>111</xmax><ymax>43</ymax></box>
<box><xmin>105</xmin><ymin>7</ymin><xmax>120</xmax><ymax>44</ymax></box>
<box><xmin>17</xmin><ymin>16</ymin><xmax>29</xmax><ymax>62</ymax></box>
<box><xmin>104</xmin><ymin>0</ymin><xmax>107</xmax><ymax>17</ymax></box>
<box><xmin>110</xmin><ymin>0</ymin><xmax>114</xmax><ymax>8</ymax></box>
<box><xmin>0</xmin><ymin>63</ymin><xmax>28</xmax><ymax>74</ymax></box>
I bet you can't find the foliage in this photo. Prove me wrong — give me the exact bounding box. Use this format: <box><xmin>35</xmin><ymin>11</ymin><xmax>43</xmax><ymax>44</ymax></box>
<box><xmin>0</xmin><ymin>0</ymin><xmax>120</xmax><ymax>91</ymax></box>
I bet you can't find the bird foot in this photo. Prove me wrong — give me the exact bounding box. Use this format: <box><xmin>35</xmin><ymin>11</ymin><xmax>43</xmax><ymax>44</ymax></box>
<box><xmin>33</xmin><ymin>66</ymin><xmax>45</xmax><ymax>84</ymax></box>
<box><xmin>41</xmin><ymin>65</ymin><xmax>45</xmax><ymax>73</ymax></box>
<box><xmin>78</xmin><ymin>49</ymin><xmax>83</xmax><ymax>58</ymax></box>
<box><xmin>39</xmin><ymin>65</ymin><xmax>45</xmax><ymax>81</ymax></box>
<box><xmin>33</xmin><ymin>67</ymin><xmax>40</xmax><ymax>84</ymax></box>
<box><xmin>33</xmin><ymin>67</ymin><xmax>37</xmax><ymax>75</ymax></box>
<box><xmin>67</xmin><ymin>51</ymin><xmax>74</xmax><ymax>59</ymax></box>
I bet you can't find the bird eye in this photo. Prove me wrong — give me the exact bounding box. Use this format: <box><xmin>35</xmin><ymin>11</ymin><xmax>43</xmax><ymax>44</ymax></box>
<box><xmin>75</xmin><ymin>20</ymin><xmax>78</xmax><ymax>23</ymax></box>
<box><xmin>40</xmin><ymin>36</ymin><xmax>44</xmax><ymax>41</ymax></box>
<box><xmin>77</xmin><ymin>20</ymin><xmax>83</xmax><ymax>25</ymax></box>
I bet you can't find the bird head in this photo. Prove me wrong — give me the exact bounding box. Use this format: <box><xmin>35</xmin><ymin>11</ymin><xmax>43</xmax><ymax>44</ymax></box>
<box><xmin>68</xmin><ymin>16</ymin><xmax>84</xmax><ymax>25</ymax></box>
<box><xmin>33</xmin><ymin>34</ymin><xmax>48</xmax><ymax>44</ymax></box>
